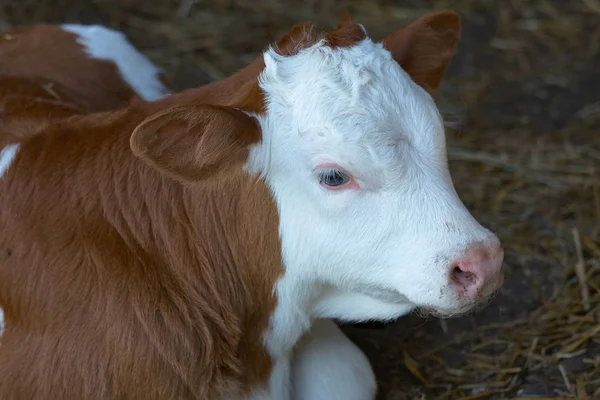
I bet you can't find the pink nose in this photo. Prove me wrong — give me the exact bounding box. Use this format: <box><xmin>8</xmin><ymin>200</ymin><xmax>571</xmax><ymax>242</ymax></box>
<box><xmin>450</xmin><ymin>240</ymin><xmax>504</xmax><ymax>300</ymax></box>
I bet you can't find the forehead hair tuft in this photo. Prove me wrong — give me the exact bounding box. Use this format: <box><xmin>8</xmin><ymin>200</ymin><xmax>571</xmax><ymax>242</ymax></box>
<box><xmin>272</xmin><ymin>20</ymin><xmax>367</xmax><ymax>57</ymax></box>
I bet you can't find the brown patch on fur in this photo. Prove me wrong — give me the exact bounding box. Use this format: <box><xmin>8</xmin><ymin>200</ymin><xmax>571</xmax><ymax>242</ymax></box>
<box><xmin>0</xmin><ymin>25</ymin><xmax>137</xmax><ymax>112</ymax></box>
<box><xmin>0</xmin><ymin>23</ymin><xmax>285</xmax><ymax>399</ymax></box>
<box><xmin>272</xmin><ymin>17</ymin><xmax>366</xmax><ymax>56</ymax></box>
<box><xmin>323</xmin><ymin>14</ymin><xmax>367</xmax><ymax>48</ymax></box>
<box><xmin>157</xmin><ymin>51</ymin><xmax>267</xmax><ymax>115</ymax></box>
<box><xmin>0</xmin><ymin>24</ymin><xmax>146</xmax><ymax>146</ymax></box>
<box><xmin>0</xmin><ymin>94</ymin><xmax>283</xmax><ymax>398</ymax></box>
<box><xmin>0</xmin><ymin>75</ymin><xmax>83</xmax><ymax>144</ymax></box>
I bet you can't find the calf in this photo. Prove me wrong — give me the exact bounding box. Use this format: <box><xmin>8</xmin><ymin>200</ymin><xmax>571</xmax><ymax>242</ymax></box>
<box><xmin>0</xmin><ymin>11</ymin><xmax>504</xmax><ymax>400</ymax></box>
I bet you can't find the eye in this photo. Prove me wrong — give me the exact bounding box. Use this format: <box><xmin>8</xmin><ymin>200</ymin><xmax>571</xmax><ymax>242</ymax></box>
<box><xmin>318</xmin><ymin>168</ymin><xmax>351</xmax><ymax>188</ymax></box>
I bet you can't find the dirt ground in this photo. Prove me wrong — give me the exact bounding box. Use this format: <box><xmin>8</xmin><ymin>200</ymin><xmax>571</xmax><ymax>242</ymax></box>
<box><xmin>1</xmin><ymin>0</ymin><xmax>599</xmax><ymax>398</ymax></box>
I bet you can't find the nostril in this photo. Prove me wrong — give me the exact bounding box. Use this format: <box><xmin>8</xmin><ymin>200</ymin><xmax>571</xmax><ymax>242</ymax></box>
<box><xmin>451</xmin><ymin>265</ymin><xmax>478</xmax><ymax>289</ymax></box>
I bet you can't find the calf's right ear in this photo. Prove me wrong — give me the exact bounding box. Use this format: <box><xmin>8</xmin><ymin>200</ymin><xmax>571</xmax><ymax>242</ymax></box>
<box><xmin>130</xmin><ymin>104</ymin><xmax>260</xmax><ymax>181</ymax></box>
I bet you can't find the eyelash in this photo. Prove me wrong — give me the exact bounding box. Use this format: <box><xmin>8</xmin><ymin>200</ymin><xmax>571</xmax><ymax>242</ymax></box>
<box><xmin>317</xmin><ymin>167</ymin><xmax>353</xmax><ymax>189</ymax></box>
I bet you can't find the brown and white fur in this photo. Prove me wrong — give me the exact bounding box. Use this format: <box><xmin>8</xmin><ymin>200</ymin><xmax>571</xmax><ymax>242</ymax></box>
<box><xmin>0</xmin><ymin>12</ymin><xmax>504</xmax><ymax>400</ymax></box>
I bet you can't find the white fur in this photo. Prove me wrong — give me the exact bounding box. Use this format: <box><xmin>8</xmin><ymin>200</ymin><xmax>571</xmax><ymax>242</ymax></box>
<box><xmin>244</xmin><ymin>37</ymin><xmax>500</xmax><ymax>381</ymax></box>
<box><xmin>0</xmin><ymin>144</ymin><xmax>20</xmax><ymax>179</ymax></box>
<box><xmin>291</xmin><ymin>319</ymin><xmax>376</xmax><ymax>400</ymax></box>
<box><xmin>313</xmin><ymin>289</ymin><xmax>414</xmax><ymax>322</ymax></box>
<box><xmin>60</xmin><ymin>24</ymin><xmax>170</xmax><ymax>101</ymax></box>
<box><xmin>242</xmin><ymin>319</ymin><xmax>375</xmax><ymax>400</ymax></box>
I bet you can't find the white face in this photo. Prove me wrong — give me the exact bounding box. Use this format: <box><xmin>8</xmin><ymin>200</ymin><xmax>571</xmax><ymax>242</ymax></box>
<box><xmin>247</xmin><ymin>37</ymin><xmax>503</xmax><ymax>322</ymax></box>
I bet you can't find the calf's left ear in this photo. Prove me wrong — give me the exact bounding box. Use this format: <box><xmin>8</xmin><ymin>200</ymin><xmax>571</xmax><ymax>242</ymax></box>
<box><xmin>130</xmin><ymin>104</ymin><xmax>260</xmax><ymax>181</ymax></box>
<box><xmin>382</xmin><ymin>10</ymin><xmax>462</xmax><ymax>93</ymax></box>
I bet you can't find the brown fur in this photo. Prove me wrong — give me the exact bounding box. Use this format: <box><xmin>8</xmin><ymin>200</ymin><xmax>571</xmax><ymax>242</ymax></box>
<box><xmin>0</xmin><ymin>98</ymin><xmax>283</xmax><ymax>399</ymax></box>
<box><xmin>0</xmin><ymin>25</ymin><xmax>143</xmax><ymax>146</ymax></box>
<box><xmin>0</xmin><ymin>22</ymin><xmax>287</xmax><ymax>400</ymax></box>
<box><xmin>0</xmin><ymin>25</ymin><xmax>137</xmax><ymax>112</ymax></box>
<box><xmin>322</xmin><ymin>15</ymin><xmax>367</xmax><ymax>48</ymax></box>
<box><xmin>0</xmin><ymin>75</ymin><xmax>83</xmax><ymax>146</ymax></box>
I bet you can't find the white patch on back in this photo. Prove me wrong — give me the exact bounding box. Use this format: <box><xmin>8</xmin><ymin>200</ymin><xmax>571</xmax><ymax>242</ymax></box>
<box><xmin>61</xmin><ymin>24</ymin><xmax>171</xmax><ymax>101</ymax></box>
<box><xmin>0</xmin><ymin>143</ymin><xmax>20</xmax><ymax>179</ymax></box>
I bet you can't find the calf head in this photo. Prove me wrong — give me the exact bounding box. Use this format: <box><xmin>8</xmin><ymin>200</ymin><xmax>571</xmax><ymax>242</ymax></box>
<box><xmin>132</xmin><ymin>11</ymin><xmax>504</xmax><ymax>328</ymax></box>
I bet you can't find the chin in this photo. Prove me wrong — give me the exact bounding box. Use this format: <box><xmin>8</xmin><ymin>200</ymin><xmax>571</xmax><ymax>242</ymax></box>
<box><xmin>416</xmin><ymin>305</ymin><xmax>472</xmax><ymax>319</ymax></box>
<box><xmin>414</xmin><ymin>290</ymin><xmax>501</xmax><ymax>319</ymax></box>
